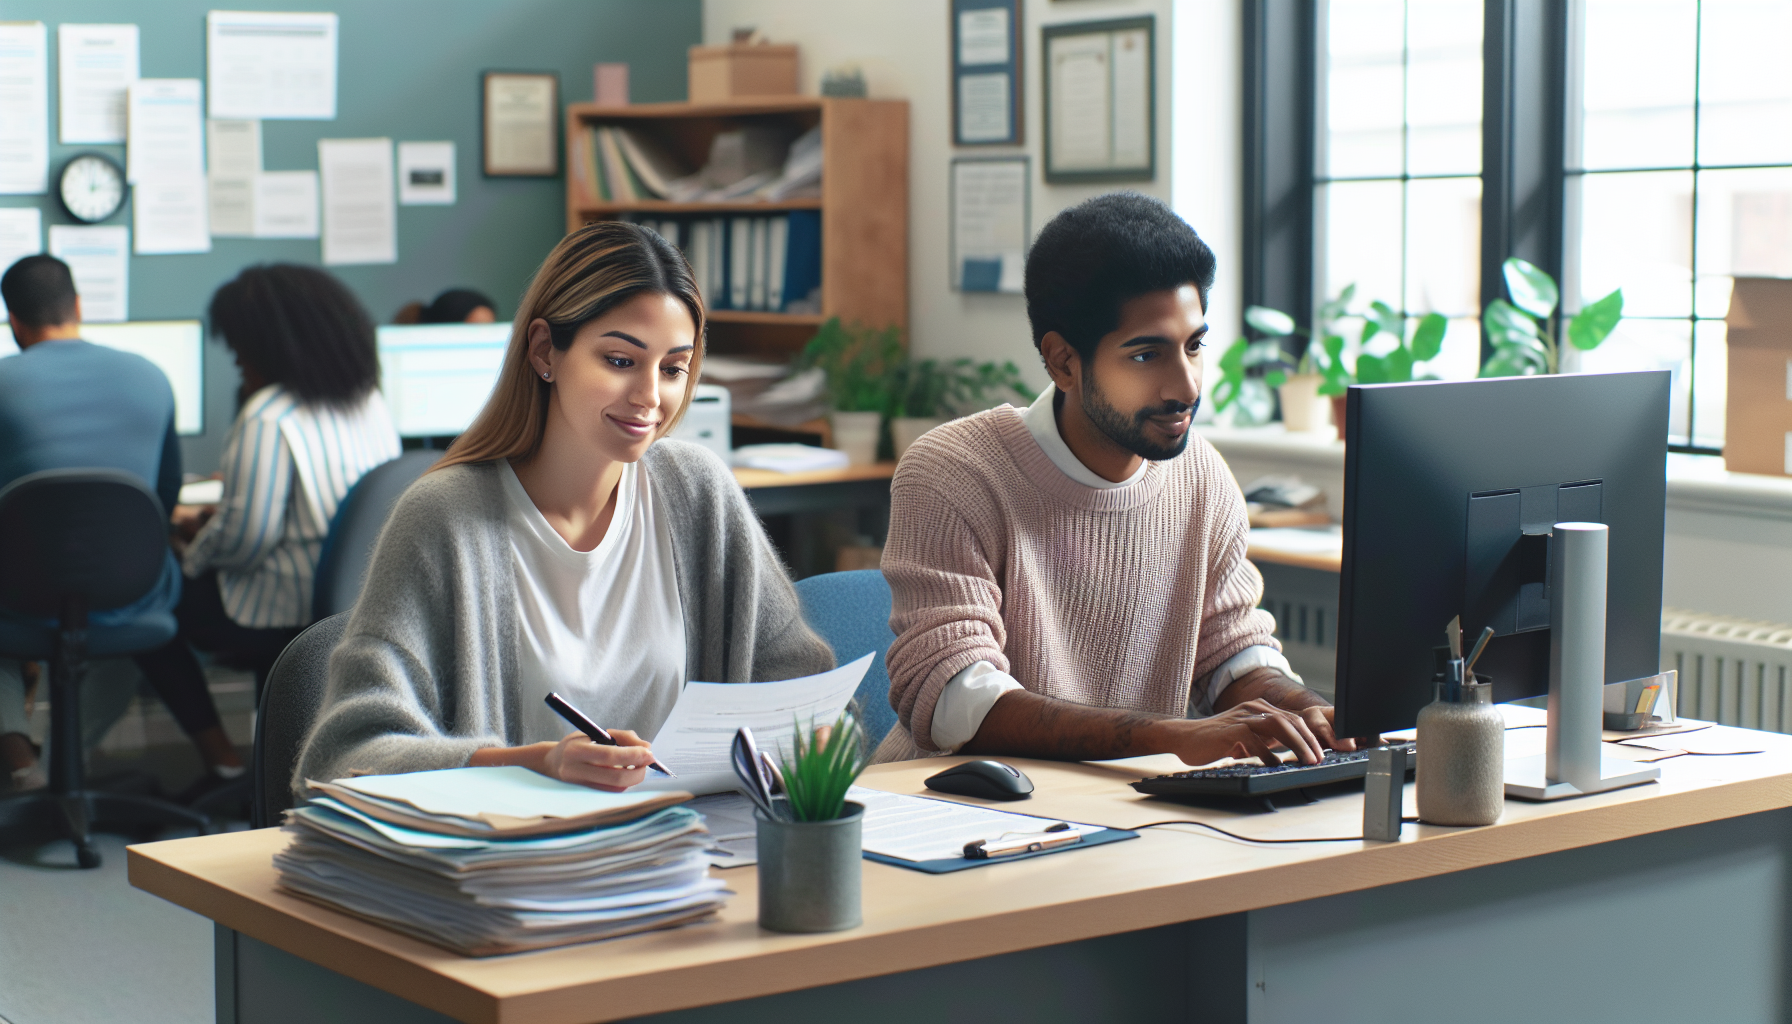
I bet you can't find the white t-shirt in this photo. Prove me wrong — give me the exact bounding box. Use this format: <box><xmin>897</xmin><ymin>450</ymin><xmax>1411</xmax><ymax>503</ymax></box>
<box><xmin>499</xmin><ymin>460</ymin><xmax>688</xmax><ymax>745</ymax></box>
<box><xmin>928</xmin><ymin>385</ymin><xmax>1299</xmax><ymax>751</ymax></box>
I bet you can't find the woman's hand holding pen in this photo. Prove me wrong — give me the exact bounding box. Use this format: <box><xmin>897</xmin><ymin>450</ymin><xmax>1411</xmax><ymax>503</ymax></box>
<box><xmin>541</xmin><ymin>729</ymin><xmax>655</xmax><ymax>792</ymax></box>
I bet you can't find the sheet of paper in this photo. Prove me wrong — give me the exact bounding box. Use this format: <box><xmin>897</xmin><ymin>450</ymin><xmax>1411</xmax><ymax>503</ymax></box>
<box><xmin>0</xmin><ymin>22</ymin><xmax>49</xmax><ymax>195</ymax></box>
<box><xmin>127</xmin><ymin>78</ymin><xmax>204</xmax><ymax>183</ymax></box>
<box><xmin>397</xmin><ymin>140</ymin><xmax>455</xmax><ymax>205</ymax></box>
<box><xmin>206</xmin><ymin>118</ymin><xmax>260</xmax><ymax>177</ymax></box>
<box><xmin>1049</xmin><ymin>32</ymin><xmax>1111</xmax><ymax>171</ymax></box>
<box><xmin>47</xmin><ymin>225</ymin><xmax>127</xmax><ymax>322</ymax></box>
<box><xmin>318</xmin><ymin>139</ymin><xmax>393</xmax><ymax>263</ymax></box>
<box><xmin>335</xmin><ymin>765</ymin><xmax>681</xmax><ymax>821</ymax></box>
<box><xmin>953</xmin><ymin>158</ymin><xmax>1027</xmax><ymax>293</ymax></box>
<box><xmin>133</xmin><ymin>175</ymin><xmax>210</xmax><ymax>253</ymax></box>
<box><xmin>0</xmin><ymin>206</ymin><xmax>42</xmax><ymax>321</ymax></box>
<box><xmin>688</xmin><ymin>793</ymin><xmax>758</xmax><ymax>868</ymax></box>
<box><xmin>634</xmin><ymin>652</ymin><xmax>875</xmax><ymax>796</ymax></box>
<box><xmin>58</xmin><ymin>23</ymin><xmax>137</xmax><ymax>144</ymax></box>
<box><xmin>206</xmin><ymin>10</ymin><xmax>337</xmax><ymax>120</ymax></box>
<box><xmin>208</xmin><ymin>175</ymin><xmax>254</xmax><ymax>237</ymax></box>
<box><xmin>957</xmin><ymin>72</ymin><xmax>1012</xmax><ymax>144</ymax></box>
<box><xmin>959</xmin><ymin>8</ymin><xmax>1010</xmax><ymax>65</ymax></box>
<box><xmin>253</xmin><ymin>170</ymin><xmax>319</xmax><ymax>238</ymax></box>
<box><xmin>850</xmin><ymin>787</ymin><xmax>1106</xmax><ymax>863</ymax></box>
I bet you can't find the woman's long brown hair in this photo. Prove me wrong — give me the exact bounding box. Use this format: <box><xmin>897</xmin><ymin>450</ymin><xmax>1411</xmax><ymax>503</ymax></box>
<box><xmin>433</xmin><ymin>222</ymin><xmax>706</xmax><ymax>472</ymax></box>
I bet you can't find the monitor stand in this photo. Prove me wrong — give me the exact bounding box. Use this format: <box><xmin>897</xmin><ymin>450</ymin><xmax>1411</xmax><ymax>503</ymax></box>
<box><xmin>1504</xmin><ymin>522</ymin><xmax>1659</xmax><ymax>801</ymax></box>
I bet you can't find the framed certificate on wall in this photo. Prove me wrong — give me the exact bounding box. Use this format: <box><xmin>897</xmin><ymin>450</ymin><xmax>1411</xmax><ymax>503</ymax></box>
<box><xmin>951</xmin><ymin>156</ymin><xmax>1029</xmax><ymax>293</ymax></box>
<box><xmin>1042</xmin><ymin>16</ymin><xmax>1155</xmax><ymax>183</ymax></box>
<box><xmin>951</xmin><ymin>0</ymin><xmax>1022</xmax><ymax>146</ymax></box>
<box><xmin>482</xmin><ymin>71</ymin><xmax>558</xmax><ymax>177</ymax></box>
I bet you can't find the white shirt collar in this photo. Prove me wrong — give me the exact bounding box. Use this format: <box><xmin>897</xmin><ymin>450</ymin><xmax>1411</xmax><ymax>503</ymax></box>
<box><xmin>1021</xmin><ymin>384</ymin><xmax>1149</xmax><ymax>490</ymax></box>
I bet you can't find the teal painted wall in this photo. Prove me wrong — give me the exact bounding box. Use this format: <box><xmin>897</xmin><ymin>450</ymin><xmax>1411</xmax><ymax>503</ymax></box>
<box><xmin>0</xmin><ymin>0</ymin><xmax>700</xmax><ymax>471</ymax></box>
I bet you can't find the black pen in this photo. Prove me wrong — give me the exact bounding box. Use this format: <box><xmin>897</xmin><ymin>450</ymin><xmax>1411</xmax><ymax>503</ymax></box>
<box><xmin>543</xmin><ymin>692</ymin><xmax>674</xmax><ymax>776</ymax></box>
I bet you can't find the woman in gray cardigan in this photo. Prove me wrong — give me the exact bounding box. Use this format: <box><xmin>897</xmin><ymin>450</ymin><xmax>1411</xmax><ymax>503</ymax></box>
<box><xmin>295</xmin><ymin>223</ymin><xmax>833</xmax><ymax>796</ymax></box>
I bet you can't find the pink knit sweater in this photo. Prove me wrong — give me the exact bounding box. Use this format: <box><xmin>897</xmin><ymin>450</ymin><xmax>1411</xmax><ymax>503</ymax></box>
<box><xmin>882</xmin><ymin>405</ymin><xmax>1278</xmax><ymax>752</ymax></box>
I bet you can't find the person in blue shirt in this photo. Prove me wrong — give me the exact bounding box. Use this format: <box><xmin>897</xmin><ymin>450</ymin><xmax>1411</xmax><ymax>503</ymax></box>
<box><xmin>0</xmin><ymin>255</ymin><xmax>239</xmax><ymax>794</ymax></box>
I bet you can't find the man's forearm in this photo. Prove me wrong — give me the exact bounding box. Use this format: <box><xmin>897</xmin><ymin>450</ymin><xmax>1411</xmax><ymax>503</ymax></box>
<box><xmin>1214</xmin><ymin>666</ymin><xmax>1330</xmax><ymax>714</ymax></box>
<box><xmin>958</xmin><ymin>688</ymin><xmax>1176</xmax><ymax>761</ymax></box>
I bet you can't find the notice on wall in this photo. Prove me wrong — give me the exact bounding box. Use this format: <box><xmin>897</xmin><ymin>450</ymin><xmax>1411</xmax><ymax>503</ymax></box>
<box><xmin>208</xmin><ymin>175</ymin><xmax>253</xmax><ymax>237</ymax></box>
<box><xmin>397</xmin><ymin>140</ymin><xmax>455</xmax><ymax>205</ymax></box>
<box><xmin>58</xmin><ymin>23</ymin><xmax>138</xmax><ymax>144</ymax></box>
<box><xmin>134</xmin><ymin>176</ymin><xmax>210</xmax><ymax>254</ymax></box>
<box><xmin>48</xmin><ymin>225</ymin><xmax>129</xmax><ymax>322</ymax></box>
<box><xmin>206</xmin><ymin>117</ymin><xmax>260</xmax><ymax>178</ymax></box>
<box><xmin>0</xmin><ymin>207</ymin><xmax>44</xmax><ymax>321</ymax></box>
<box><xmin>320</xmin><ymin>137</ymin><xmax>398</xmax><ymax>264</ymax></box>
<box><xmin>958</xmin><ymin>72</ymin><xmax>1012</xmax><ymax>143</ymax></box>
<box><xmin>253</xmin><ymin>170</ymin><xmax>319</xmax><ymax>238</ymax></box>
<box><xmin>0</xmin><ymin>22</ymin><xmax>49</xmax><ymax>195</ymax></box>
<box><xmin>951</xmin><ymin>157</ymin><xmax>1028</xmax><ymax>293</ymax></box>
<box><xmin>127</xmin><ymin>78</ymin><xmax>204</xmax><ymax>183</ymax></box>
<box><xmin>206</xmin><ymin>10</ymin><xmax>337</xmax><ymax>120</ymax></box>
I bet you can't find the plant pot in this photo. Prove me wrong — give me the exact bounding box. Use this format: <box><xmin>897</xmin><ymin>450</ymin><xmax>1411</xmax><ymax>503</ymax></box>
<box><xmin>829</xmin><ymin>411</ymin><xmax>881</xmax><ymax>466</ymax></box>
<box><xmin>890</xmin><ymin>416</ymin><xmax>946</xmax><ymax>461</ymax></box>
<box><xmin>755</xmin><ymin>802</ymin><xmax>864</xmax><ymax>933</ymax></box>
<box><xmin>1330</xmin><ymin>395</ymin><xmax>1348</xmax><ymax>440</ymax></box>
<box><xmin>1277</xmin><ymin>374</ymin><xmax>1331</xmax><ymax>433</ymax></box>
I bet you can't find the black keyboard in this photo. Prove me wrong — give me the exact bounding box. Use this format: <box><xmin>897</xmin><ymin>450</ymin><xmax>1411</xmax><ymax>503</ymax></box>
<box><xmin>1130</xmin><ymin>742</ymin><xmax>1417</xmax><ymax>799</ymax></box>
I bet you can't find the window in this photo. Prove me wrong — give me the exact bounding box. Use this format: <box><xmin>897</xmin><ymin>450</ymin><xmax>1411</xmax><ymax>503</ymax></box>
<box><xmin>1567</xmin><ymin>0</ymin><xmax>1792</xmax><ymax>451</ymax></box>
<box><xmin>1318</xmin><ymin>0</ymin><xmax>1484</xmax><ymax>381</ymax></box>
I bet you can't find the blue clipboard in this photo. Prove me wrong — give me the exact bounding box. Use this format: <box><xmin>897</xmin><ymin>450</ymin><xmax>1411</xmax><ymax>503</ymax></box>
<box><xmin>863</xmin><ymin>826</ymin><xmax>1138</xmax><ymax>873</ymax></box>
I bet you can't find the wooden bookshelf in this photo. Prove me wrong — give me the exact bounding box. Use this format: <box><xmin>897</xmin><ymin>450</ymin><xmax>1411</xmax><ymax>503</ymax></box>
<box><xmin>565</xmin><ymin>98</ymin><xmax>908</xmax><ymax>357</ymax></box>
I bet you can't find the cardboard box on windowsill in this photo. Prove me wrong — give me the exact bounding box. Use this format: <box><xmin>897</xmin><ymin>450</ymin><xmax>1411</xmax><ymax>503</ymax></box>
<box><xmin>1724</xmin><ymin>277</ymin><xmax>1792</xmax><ymax>476</ymax></box>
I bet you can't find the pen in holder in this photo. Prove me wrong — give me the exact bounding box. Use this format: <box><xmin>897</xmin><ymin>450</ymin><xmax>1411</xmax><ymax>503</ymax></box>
<box><xmin>1415</xmin><ymin>656</ymin><xmax>1505</xmax><ymax>826</ymax></box>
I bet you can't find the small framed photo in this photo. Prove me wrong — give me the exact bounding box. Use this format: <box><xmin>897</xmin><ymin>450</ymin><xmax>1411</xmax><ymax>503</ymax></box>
<box><xmin>952</xmin><ymin>0</ymin><xmax>1023</xmax><ymax>146</ymax></box>
<box><xmin>1042</xmin><ymin>16</ymin><xmax>1155</xmax><ymax>183</ymax></box>
<box><xmin>482</xmin><ymin>71</ymin><xmax>558</xmax><ymax>177</ymax></box>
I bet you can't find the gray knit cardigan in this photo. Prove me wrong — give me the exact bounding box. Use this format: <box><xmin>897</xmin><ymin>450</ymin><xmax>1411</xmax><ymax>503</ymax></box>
<box><xmin>292</xmin><ymin>440</ymin><xmax>834</xmax><ymax>794</ymax></box>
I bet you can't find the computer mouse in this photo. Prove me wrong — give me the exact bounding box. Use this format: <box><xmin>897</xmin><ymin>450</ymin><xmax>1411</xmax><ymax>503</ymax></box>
<box><xmin>924</xmin><ymin>760</ymin><xmax>1034</xmax><ymax>801</ymax></box>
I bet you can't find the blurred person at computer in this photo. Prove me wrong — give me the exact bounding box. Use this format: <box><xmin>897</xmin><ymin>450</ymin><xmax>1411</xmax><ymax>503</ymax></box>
<box><xmin>294</xmin><ymin>222</ymin><xmax>830</xmax><ymax>796</ymax></box>
<box><xmin>140</xmin><ymin>264</ymin><xmax>401</xmax><ymax>800</ymax></box>
<box><xmin>0</xmin><ymin>255</ymin><xmax>218</xmax><ymax>792</ymax></box>
<box><xmin>393</xmin><ymin>287</ymin><xmax>497</xmax><ymax>325</ymax></box>
<box><xmin>879</xmin><ymin>192</ymin><xmax>1354</xmax><ymax>768</ymax></box>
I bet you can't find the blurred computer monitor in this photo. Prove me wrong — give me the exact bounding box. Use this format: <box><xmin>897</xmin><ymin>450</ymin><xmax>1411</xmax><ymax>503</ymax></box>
<box><xmin>376</xmin><ymin>322</ymin><xmax>513</xmax><ymax>438</ymax></box>
<box><xmin>1332</xmin><ymin>371</ymin><xmax>1670</xmax><ymax>738</ymax></box>
<box><xmin>66</xmin><ymin>321</ymin><xmax>204</xmax><ymax>436</ymax></box>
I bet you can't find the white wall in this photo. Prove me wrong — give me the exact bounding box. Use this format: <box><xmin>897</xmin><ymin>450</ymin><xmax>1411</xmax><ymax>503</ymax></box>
<box><xmin>702</xmin><ymin>0</ymin><xmax>1241</xmax><ymax>391</ymax></box>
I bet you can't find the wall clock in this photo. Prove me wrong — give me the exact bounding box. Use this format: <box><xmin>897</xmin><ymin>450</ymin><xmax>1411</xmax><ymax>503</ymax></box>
<box><xmin>58</xmin><ymin>153</ymin><xmax>126</xmax><ymax>224</ymax></box>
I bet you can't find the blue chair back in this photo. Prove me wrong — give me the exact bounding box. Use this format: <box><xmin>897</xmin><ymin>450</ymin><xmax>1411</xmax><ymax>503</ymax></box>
<box><xmin>311</xmin><ymin>450</ymin><xmax>440</xmax><ymax>621</ymax></box>
<box><xmin>793</xmin><ymin>570</ymin><xmax>897</xmax><ymax>748</ymax></box>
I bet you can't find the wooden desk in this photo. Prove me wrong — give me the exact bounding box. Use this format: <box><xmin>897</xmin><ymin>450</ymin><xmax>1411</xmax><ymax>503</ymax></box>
<box><xmin>131</xmin><ymin>725</ymin><xmax>1792</xmax><ymax>1024</ymax></box>
<box><xmin>731</xmin><ymin>464</ymin><xmax>895</xmax><ymax>577</ymax></box>
<box><xmin>1247</xmin><ymin>525</ymin><xmax>1343</xmax><ymax>574</ymax></box>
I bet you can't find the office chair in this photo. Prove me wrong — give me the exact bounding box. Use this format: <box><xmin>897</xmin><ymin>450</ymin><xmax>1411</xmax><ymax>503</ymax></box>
<box><xmin>251</xmin><ymin>612</ymin><xmax>348</xmax><ymax>829</ymax></box>
<box><xmin>793</xmin><ymin>570</ymin><xmax>898</xmax><ymax>747</ymax></box>
<box><xmin>0</xmin><ymin>469</ymin><xmax>211</xmax><ymax>867</ymax></box>
<box><xmin>311</xmin><ymin>450</ymin><xmax>438</xmax><ymax>620</ymax></box>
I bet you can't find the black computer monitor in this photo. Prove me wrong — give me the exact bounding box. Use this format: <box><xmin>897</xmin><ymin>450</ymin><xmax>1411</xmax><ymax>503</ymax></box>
<box><xmin>1331</xmin><ymin>371</ymin><xmax>1670</xmax><ymax>738</ymax></box>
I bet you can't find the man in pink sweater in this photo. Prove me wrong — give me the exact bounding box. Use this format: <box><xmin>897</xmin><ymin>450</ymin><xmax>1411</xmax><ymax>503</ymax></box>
<box><xmin>880</xmin><ymin>192</ymin><xmax>1356</xmax><ymax>768</ymax></box>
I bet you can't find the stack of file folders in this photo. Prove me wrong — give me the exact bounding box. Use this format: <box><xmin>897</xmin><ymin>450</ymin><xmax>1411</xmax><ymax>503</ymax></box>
<box><xmin>274</xmin><ymin>766</ymin><xmax>729</xmax><ymax>956</ymax></box>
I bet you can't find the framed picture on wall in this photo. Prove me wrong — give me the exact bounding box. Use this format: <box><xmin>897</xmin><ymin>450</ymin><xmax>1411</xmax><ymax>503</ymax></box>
<box><xmin>482</xmin><ymin>71</ymin><xmax>558</xmax><ymax>177</ymax></box>
<box><xmin>951</xmin><ymin>0</ymin><xmax>1023</xmax><ymax>146</ymax></box>
<box><xmin>1042</xmin><ymin>16</ymin><xmax>1155</xmax><ymax>183</ymax></box>
<box><xmin>951</xmin><ymin>156</ymin><xmax>1029</xmax><ymax>292</ymax></box>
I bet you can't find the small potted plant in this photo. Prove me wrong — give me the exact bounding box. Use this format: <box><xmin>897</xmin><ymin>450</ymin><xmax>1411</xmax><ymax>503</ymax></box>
<box><xmin>888</xmin><ymin>358</ymin><xmax>1036</xmax><ymax>459</ymax></box>
<box><xmin>1481</xmin><ymin>257</ymin><xmax>1623</xmax><ymax>377</ymax></box>
<box><xmin>757</xmin><ymin>711</ymin><xmax>871</xmax><ymax>933</ymax></box>
<box><xmin>796</xmin><ymin>318</ymin><xmax>904</xmax><ymax>465</ymax></box>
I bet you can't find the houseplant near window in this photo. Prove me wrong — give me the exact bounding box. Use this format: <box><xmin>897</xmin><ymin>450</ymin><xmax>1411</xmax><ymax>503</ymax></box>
<box><xmin>756</xmin><ymin>711</ymin><xmax>872</xmax><ymax>933</ymax></box>
<box><xmin>796</xmin><ymin>319</ymin><xmax>904</xmax><ymax>465</ymax></box>
<box><xmin>1480</xmin><ymin>258</ymin><xmax>1623</xmax><ymax>377</ymax></box>
<box><xmin>887</xmin><ymin>357</ymin><xmax>1036</xmax><ymax>459</ymax></box>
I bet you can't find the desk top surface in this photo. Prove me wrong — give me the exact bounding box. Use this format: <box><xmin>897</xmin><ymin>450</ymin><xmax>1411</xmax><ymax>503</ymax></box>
<box><xmin>130</xmin><ymin>725</ymin><xmax>1792</xmax><ymax>1024</ymax></box>
<box><xmin>730</xmin><ymin>462</ymin><xmax>896</xmax><ymax>490</ymax></box>
<box><xmin>1247</xmin><ymin>525</ymin><xmax>1344</xmax><ymax>573</ymax></box>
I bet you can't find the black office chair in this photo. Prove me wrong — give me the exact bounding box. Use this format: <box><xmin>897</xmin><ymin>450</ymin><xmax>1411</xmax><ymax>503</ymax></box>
<box><xmin>311</xmin><ymin>450</ymin><xmax>438</xmax><ymax>620</ymax></box>
<box><xmin>0</xmin><ymin>469</ymin><xmax>211</xmax><ymax>867</ymax></box>
<box><xmin>251</xmin><ymin>612</ymin><xmax>348</xmax><ymax>829</ymax></box>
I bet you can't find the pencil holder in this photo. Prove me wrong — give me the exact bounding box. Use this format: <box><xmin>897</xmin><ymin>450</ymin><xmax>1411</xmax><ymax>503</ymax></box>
<box><xmin>1416</xmin><ymin>672</ymin><xmax>1505</xmax><ymax>826</ymax></box>
<box><xmin>755</xmin><ymin>802</ymin><xmax>864</xmax><ymax>933</ymax></box>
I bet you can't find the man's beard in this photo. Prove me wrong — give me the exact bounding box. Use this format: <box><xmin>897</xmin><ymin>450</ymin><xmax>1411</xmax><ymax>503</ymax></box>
<box><xmin>1081</xmin><ymin>373</ymin><xmax>1199</xmax><ymax>462</ymax></box>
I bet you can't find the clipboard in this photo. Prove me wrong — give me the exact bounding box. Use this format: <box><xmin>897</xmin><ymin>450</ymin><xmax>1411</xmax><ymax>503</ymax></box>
<box><xmin>848</xmin><ymin>786</ymin><xmax>1139</xmax><ymax>873</ymax></box>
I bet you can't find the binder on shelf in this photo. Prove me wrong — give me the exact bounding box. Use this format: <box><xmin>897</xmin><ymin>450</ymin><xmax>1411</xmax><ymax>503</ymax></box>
<box><xmin>747</xmin><ymin>217</ymin><xmax>768</xmax><ymax>311</ymax></box>
<box><xmin>596</xmin><ymin>128</ymin><xmax>639</xmax><ymax>202</ymax></box>
<box><xmin>687</xmin><ymin>219</ymin><xmax>712</xmax><ymax>301</ymax></box>
<box><xmin>728</xmin><ymin>217</ymin><xmax>751</xmax><ymax>311</ymax></box>
<box><xmin>707</xmin><ymin>217</ymin><xmax>727</xmax><ymax>309</ymax></box>
<box><xmin>782</xmin><ymin>210</ymin><xmax>822</xmax><ymax>314</ymax></box>
<box><xmin>767</xmin><ymin>216</ymin><xmax>789</xmax><ymax>313</ymax></box>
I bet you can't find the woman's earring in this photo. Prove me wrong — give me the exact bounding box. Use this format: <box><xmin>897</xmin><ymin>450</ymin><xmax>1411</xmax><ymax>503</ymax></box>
<box><xmin>542</xmin><ymin>371</ymin><xmax>552</xmax><ymax>381</ymax></box>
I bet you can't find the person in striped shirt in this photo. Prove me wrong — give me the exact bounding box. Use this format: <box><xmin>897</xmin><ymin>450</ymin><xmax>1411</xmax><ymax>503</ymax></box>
<box><xmin>139</xmin><ymin>265</ymin><xmax>401</xmax><ymax>798</ymax></box>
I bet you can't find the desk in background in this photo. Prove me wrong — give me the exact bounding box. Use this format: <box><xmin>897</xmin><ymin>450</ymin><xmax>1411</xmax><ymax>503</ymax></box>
<box><xmin>1248</xmin><ymin>526</ymin><xmax>1343</xmax><ymax>696</ymax></box>
<box><xmin>732</xmin><ymin>463</ymin><xmax>894</xmax><ymax>579</ymax></box>
<box><xmin>132</xmin><ymin>724</ymin><xmax>1792</xmax><ymax>1024</ymax></box>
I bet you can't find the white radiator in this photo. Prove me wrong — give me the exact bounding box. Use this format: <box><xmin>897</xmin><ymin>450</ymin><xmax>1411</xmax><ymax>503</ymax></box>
<box><xmin>1661</xmin><ymin>608</ymin><xmax>1792</xmax><ymax>733</ymax></box>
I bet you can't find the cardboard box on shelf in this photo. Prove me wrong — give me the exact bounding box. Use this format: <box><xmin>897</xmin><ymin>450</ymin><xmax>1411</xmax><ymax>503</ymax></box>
<box><xmin>1724</xmin><ymin>277</ymin><xmax>1792</xmax><ymax>476</ymax></box>
<box><xmin>689</xmin><ymin>43</ymin><xmax>798</xmax><ymax>103</ymax></box>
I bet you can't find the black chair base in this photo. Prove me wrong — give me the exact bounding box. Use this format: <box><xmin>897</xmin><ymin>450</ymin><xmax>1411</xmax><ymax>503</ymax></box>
<box><xmin>0</xmin><ymin>788</ymin><xmax>211</xmax><ymax>867</ymax></box>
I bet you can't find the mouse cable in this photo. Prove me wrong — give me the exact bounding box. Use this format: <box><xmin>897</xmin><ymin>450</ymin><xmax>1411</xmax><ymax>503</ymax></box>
<box><xmin>1135</xmin><ymin>816</ymin><xmax>1422</xmax><ymax>844</ymax></box>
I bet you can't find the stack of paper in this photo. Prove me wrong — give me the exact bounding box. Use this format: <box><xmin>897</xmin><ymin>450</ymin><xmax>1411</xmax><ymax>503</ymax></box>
<box><xmin>274</xmin><ymin>766</ymin><xmax>729</xmax><ymax>956</ymax></box>
<box><xmin>731</xmin><ymin>443</ymin><xmax>850</xmax><ymax>474</ymax></box>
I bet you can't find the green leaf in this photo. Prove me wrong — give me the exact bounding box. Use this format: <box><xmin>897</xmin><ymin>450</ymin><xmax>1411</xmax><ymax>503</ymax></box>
<box><xmin>1367</xmin><ymin>300</ymin><xmax>1404</xmax><ymax>341</ymax></box>
<box><xmin>1480</xmin><ymin>351</ymin><xmax>1540</xmax><ymax>378</ymax></box>
<box><xmin>1218</xmin><ymin>337</ymin><xmax>1247</xmax><ymax>374</ymax></box>
<box><xmin>1359</xmin><ymin>318</ymin><xmax>1381</xmax><ymax>345</ymax></box>
<box><xmin>1241</xmin><ymin>339</ymin><xmax>1287</xmax><ymax>368</ymax></box>
<box><xmin>1382</xmin><ymin>347</ymin><xmax>1414</xmax><ymax>383</ymax></box>
<box><xmin>1322</xmin><ymin>333</ymin><xmax>1345</xmax><ymax>363</ymax></box>
<box><xmin>1410</xmin><ymin>312</ymin><xmax>1448</xmax><ymax>362</ymax></box>
<box><xmin>1264</xmin><ymin>369</ymin><xmax>1288</xmax><ymax>389</ymax></box>
<box><xmin>1483</xmin><ymin>299</ymin><xmax>1540</xmax><ymax>349</ymax></box>
<box><xmin>1355</xmin><ymin>352</ymin><xmax>1388</xmax><ymax>385</ymax></box>
<box><xmin>1245</xmin><ymin>305</ymin><xmax>1298</xmax><ymax>337</ymax></box>
<box><xmin>1567</xmin><ymin>289</ymin><xmax>1624</xmax><ymax>351</ymax></box>
<box><xmin>1235</xmin><ymin>378</ymin><xmax>1276</xmax><ymax>425</ymax></box>
<box><xmin>1503</xmin><ymin>258</ymin><xmax>1559</xmax><ymax>319</ymax></box>
<box><xmin>1318</xmin><ymin>284</ymin><xmax>1357</xmax><ymax>322</ymax></box>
